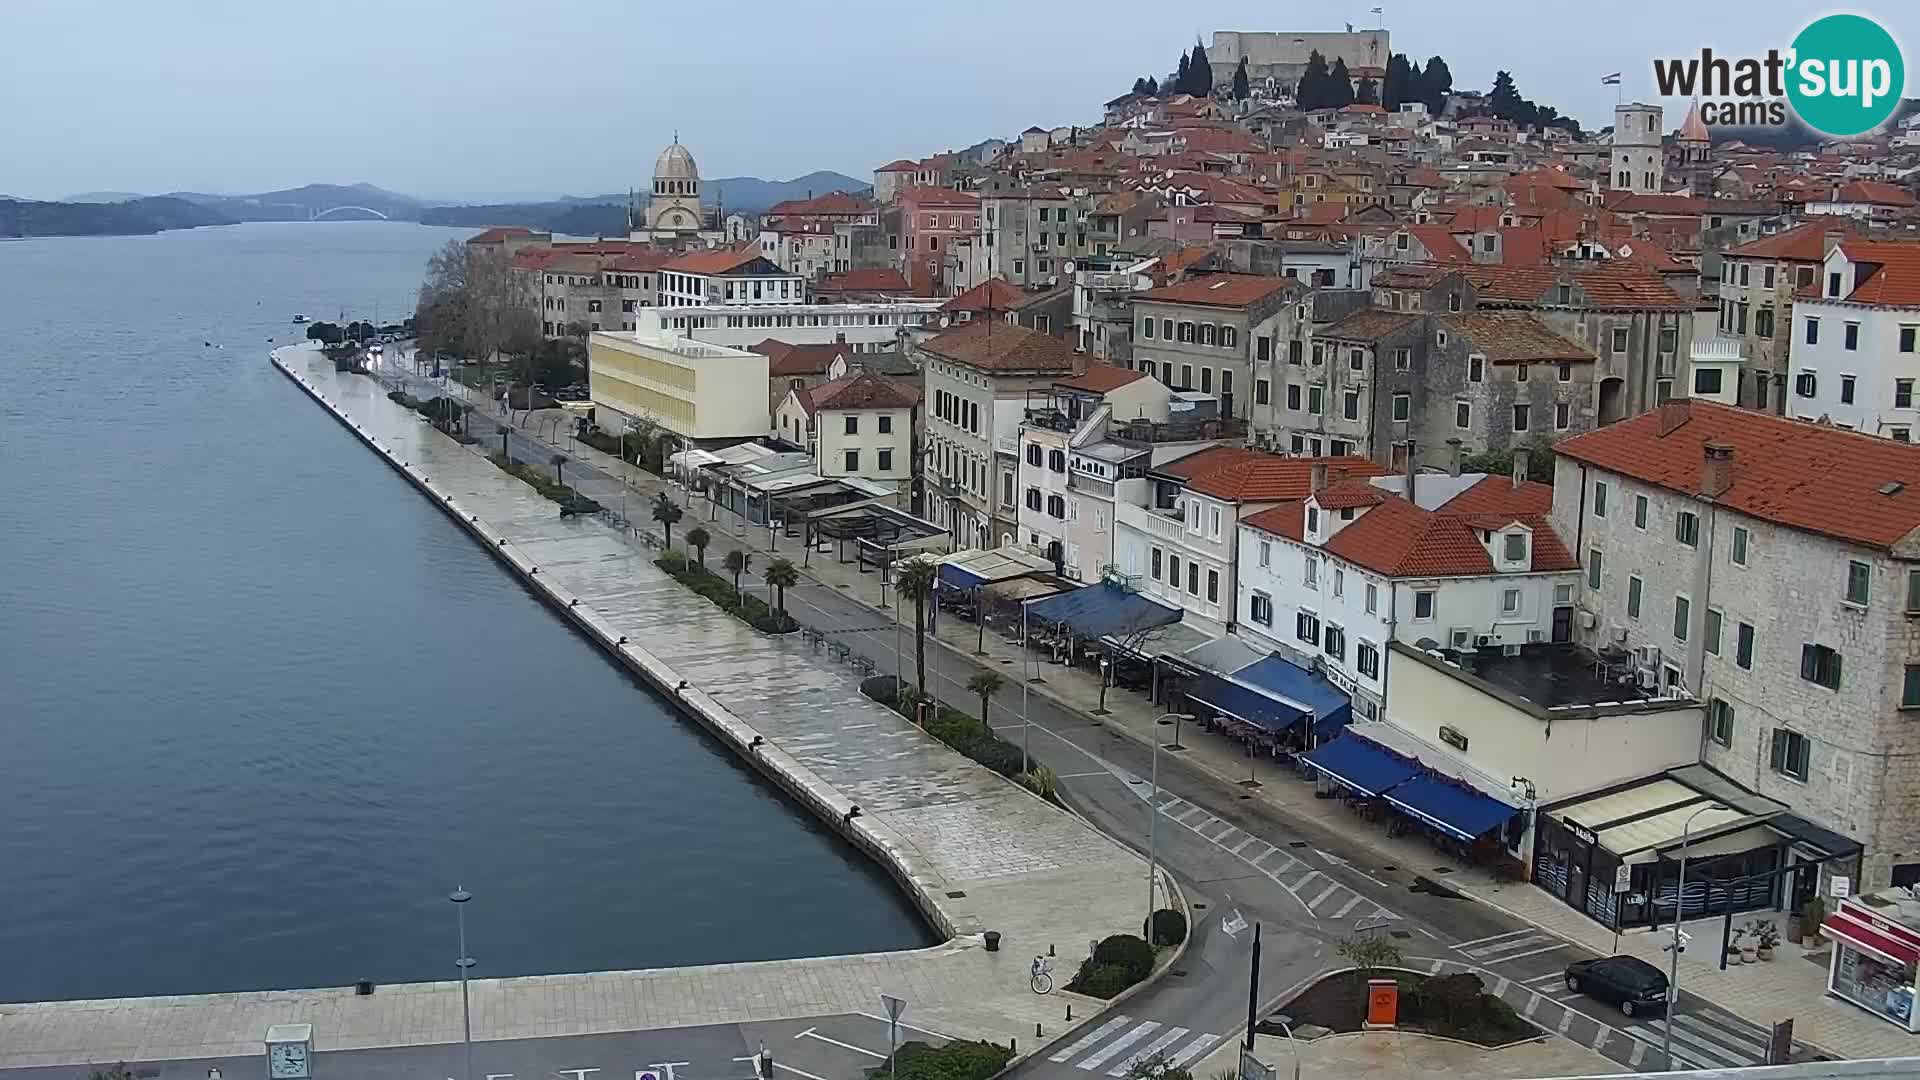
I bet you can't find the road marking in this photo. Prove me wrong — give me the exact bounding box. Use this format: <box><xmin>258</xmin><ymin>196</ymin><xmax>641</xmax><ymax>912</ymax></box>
<box><xmin>1308</xmin><ymin>883</ymin><xmax>1341</xmax><ymax>909</ymax></box>
<box><xmin>1204</xmin><ymin>821</ymin><xmax>1239</xmax><ymax>843</ymax></box>
<box><xmin>1523</xmin><ymin>972</ymin><xmax>1565</xmax><ymax>986</ymax></box>
<box><xmin>1557</xmin><ymin>1008</ymin><xmax>1577</xmax><ymax>1035</ymax></box>
<box><xmin>1056</xmin><ymin>772</ymin><xmax>1111</xmax><ymax>779</ymax></box>
<box><xmin>1330</xmin><ymin>895</ymin><xmax>1363</xmax><ymax>919</ymax></box>
<box><xmin>1249</xmin><ymin>844</ymin><xmax>1279</xmax><ymax>867</ymax></box>
<box><xmin>1165</xmin><ymin>1034</ymin><xmax>1223</xmax><ymax>1069</ymax></box>
<box><xmin>1671</xmin><ymin>1012</ymin><xmax>1770</xmax><ymax>1058</ymax></box>
<box><xmin>1461</xmin><ymin>934</ymin><xmax>1558</xmax><ymax>959</ymax></box>
<box><xmin>1048</xmin><ymin>1017</ymin><xmax>1134</xmax><ymax>1063</ymax></box>
<box><xmin>1485</xmin><ymin>942</ymin><xmax>1575</xmax><ymax>964</ymax></box>
<box><xmin>1522</xmin><ymin>994</ymin><xmax>1543</xmax><ymax>1019</ymax></box>
<box><xmin>1289</xmin><ymin>869</ymin><xmax>1324</xmax><ymax>892</ymax></box>
<box><xmin>797</xmin><ymin>1030</ymin><xmax>887</xmax><ymax>1059</ymax></box>
<box><xmin>1625</xmin><ymin>1025</ymin><xmax>1715</xmax><ymax>1072</ymax></box>
<box><xmin>772</xmin><ymin>1065</ymin><xmax>829</xmax><ymax>1080</ymax></box>
<box><xmin>1078</xmin><ymin>1021</ymin><xmax>1162</xmax><ymax>1071</ymax></box>
<box><xmin>1491</xmin><ymin>976</ymin><xmax>1511</xmax><ymax>999</ymax></box>
<box><xmin>1453</xmin><ymin>929</ymin><xmax>1530</xmax><ymax>950</ymax></box>
<box><xmin>1108</xmin><ymin>1027</ymin><xmax>1191</xmax><ymax>1076</ymax></box>
<box><xmin>1229</xmin><ymin>836</ymin><xmax>1258</xmax><ymax>855</ymax></box>
<box><xmin>1589</xmin><ymin>1025</ymin><xmax>1610</xmax><ymax>1051</ymax></box>
<box><xmin>1628</xmin><ymin>1041</ymin><xmax>1646</xmax><ymax>1068</ymax></box>
<box><xmin>851</xmin><ymin>1011</ymin><xmax>957</xmax><ymax>1041</ymax></box>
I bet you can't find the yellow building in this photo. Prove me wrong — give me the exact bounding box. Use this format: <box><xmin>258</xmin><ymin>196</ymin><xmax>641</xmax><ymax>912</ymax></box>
<box><xmin>589</xmin><ymin>311</ymin><xmax>770</xmax><ymax>445</ymax></box>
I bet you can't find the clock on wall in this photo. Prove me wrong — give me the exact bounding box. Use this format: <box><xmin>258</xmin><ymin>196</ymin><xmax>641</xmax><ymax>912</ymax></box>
<box><xmin>264</xmin><ymin>1024</ymin><xmax>313</xmax><ymax>1080</ymax></box>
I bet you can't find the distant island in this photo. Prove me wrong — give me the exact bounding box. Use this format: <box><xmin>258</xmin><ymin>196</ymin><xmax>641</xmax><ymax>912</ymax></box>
<box><xmin>8</xmin><ymin>171</ymin><xmax>869</xmax><ymax>239</ymax></box>
<box><xmin>0</xmin><ymin>196</ymin><xmax>234</xmax><ymax>238</ymax></box>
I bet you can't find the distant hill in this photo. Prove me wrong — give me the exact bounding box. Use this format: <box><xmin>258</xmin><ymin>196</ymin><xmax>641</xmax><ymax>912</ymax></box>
<box><xmin>0</xmin><ymin>196</ymin><xmax>234</xmax><ymax>238</ymax></box>
<box><xmin>164</xmin><ymin>182</ymin><xmax>426</xmax><ymax>222</ymax></box>
<box><xmin>62</xmin><ymin>190</ymin><xmax>146</xmax><ymax>203</ymax></box>
<box><xmin>418</xmin><ymin>170</ymin><xmax>869</xmax><ymax>235</ymax></box>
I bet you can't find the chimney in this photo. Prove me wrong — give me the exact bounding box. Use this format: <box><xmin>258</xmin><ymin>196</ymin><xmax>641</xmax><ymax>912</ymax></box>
<box><xmin>1655</xmin><ymin>398</ymin><xmax>1692</xmax><ymax>437</ymax></box>
<box><xmin>1512</xmin><ymin>447</ymin><xmax>1531</xmax><ymax>488</ymax></box>
<box><xmin>1446</xmin><ymin>437</ymin><xmax>1463</xmax><ymax>477</ymax></box>
<box><xmin>1403</xmin><ymin>439</ymin><xmax>1418</xmax><ymax>506</ymax></box>
<box><xmin>1310</xmin><ymin>462</ymin><xmax>1329</xmax><ymax>493</ymax></box>
<box><xmin>1702</xmin><ymin>441</ymin><xmax>1734</xmax><ymax>498</ymax></box>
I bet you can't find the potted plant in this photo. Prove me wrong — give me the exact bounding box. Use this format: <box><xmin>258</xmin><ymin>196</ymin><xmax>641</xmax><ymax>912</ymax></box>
<box><xmin>1727</xmin><ymin>924</ymin><xmax>1747</xmax><ymax>963</ymax></box>
<box><xmin>1802</xmin><ymin>897</ymin><xmax>1827</xmax><ymax>948</ymax></box>
<box><xmin>1747</xmin><ymin>919</ymin><xmax>1781</xmax><ymax>961</ymax></box>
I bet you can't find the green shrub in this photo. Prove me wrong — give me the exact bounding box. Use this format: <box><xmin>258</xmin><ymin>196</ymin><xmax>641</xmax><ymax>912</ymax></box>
<box><xmin>1021</xmin><ymin>765</ymin><xmax>1057</xmax><ymax>799</ymax></box>
<box><xmin>1092</xmin><ymin>933</ymin><xmax>1156</xmax><ymax>982</ymax></box>
<box><xmin>652</xmin><ymin>556</ymin><xmax>795</xmax><ymax>634</ymax></box>
<box><xmin>1147</xmin><ymin>908</ymin><xmax>1188</xmax><ymax>947</ymax></box>
<box><xmin>882</xmin><ymin>1040</ymin><xmax>1012</xmax><ymax>1080</ymax></box>
<box><xmin>1337</xmin><ymin>934</ymin><xmax>1403</xmax><ymax>972</ymax></box>
<box><xmin>1065</xmin><ymin>962</ymin><xmax>1138</xmax><ymax>999</ymax></box>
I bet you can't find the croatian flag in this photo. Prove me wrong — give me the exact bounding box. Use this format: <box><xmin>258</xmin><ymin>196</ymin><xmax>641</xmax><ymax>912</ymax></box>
<box><xmin>1600</xmin><ymin>72</ymin><xmax>1623</xmax><ymax>85</ymax></box>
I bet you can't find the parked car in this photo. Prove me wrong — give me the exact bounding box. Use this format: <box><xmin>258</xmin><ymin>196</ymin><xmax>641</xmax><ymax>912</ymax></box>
<box><xmin>1564</xmin><ymin>955</ymin><xmax>1669</xmax><ymax>1017</ymax></box>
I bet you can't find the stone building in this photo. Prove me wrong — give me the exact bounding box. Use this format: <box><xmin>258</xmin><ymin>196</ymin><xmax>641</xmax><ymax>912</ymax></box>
<box><xmin>1129</xmin><ymin>274</ymin><xmax>1304</xmax><ymax>422</ymax></box>
<box><xmin>1552</xmin><ymin>399</ymin><xmax>1920</xmax><ymax>892</ymax></box>
<box><xmin>1609</xmin><ymin>102</ymin><xmax>1664</xmax><ymax>196</ymax></box>
<box><xmin>1716</xmin><ymin>221</ymin><xmax>1855</xmax><ymax>413</ymax></box>
<box><xmin>1207</xmin><ymin>29</ymin><xmax>1389</xmax><ymax>95</ymax></box>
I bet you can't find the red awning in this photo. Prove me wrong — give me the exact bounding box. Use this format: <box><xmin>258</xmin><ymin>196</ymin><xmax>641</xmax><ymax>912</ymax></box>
<box><xmin>1827</xmin><ymin>913</ymin><xmax>1920</xmax><ymax>967</ymax></box>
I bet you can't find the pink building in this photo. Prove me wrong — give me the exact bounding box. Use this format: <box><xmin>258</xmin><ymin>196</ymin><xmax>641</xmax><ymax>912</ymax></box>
<box><xmin>897</xmin><ymin>186</ymin><xmax>979</xmax><ymax>294</ymax></box>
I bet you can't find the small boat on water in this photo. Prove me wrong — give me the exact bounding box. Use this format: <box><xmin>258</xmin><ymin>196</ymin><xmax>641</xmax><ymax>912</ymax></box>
<box><xmin>292</xmin><ymin>314</ymin><xmax>308</xmax><ymax>324</ymax></box>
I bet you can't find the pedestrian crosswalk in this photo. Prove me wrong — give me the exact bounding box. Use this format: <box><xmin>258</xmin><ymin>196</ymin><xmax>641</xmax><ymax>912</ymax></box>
<box><xmin>1154</xmin><ymin>795</ymin><xmax>1396</xmax><ymax>923</ymax></box>
<box><xmin>1624</xmin><ymin>1012</ymin><xmax>1778</xmax><ymax>1072</ymax></box>
<box><xmin>1046</xmin><ymin>1016</ymin><xmax>1224</xmax><ymax>1075</ymax></box>
<box><xmin>1451</xmin><ymin>928</ymin><xmax>1574</xmax><ymax>965</ymax></box>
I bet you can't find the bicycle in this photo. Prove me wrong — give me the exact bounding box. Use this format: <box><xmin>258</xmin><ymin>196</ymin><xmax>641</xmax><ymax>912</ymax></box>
<box><xmin>1030</xmin><ymin>955</ymin><xmax>1054</xmax><ymax>995</ymax></box>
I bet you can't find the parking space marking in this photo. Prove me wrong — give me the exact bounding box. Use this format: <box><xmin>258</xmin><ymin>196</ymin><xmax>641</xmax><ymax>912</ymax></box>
<box><xmin>796</xmin><ymin>1029</ymin><xmax>886</xmax><ymax>1060</ymax></box>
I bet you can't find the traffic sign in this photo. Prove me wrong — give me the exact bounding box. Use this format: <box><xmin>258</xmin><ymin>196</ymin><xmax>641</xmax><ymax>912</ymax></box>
<box><xmin>1614</xmin><ymin>864</ymin><xmax>1633</xmax><ymax>893</ymax></box>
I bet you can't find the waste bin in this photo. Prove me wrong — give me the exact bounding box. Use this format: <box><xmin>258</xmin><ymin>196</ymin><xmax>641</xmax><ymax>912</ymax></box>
<box><xmin>984</xmin><ymin>930</ymin><xmax>1001</xmax><ymax>952</ymax></box>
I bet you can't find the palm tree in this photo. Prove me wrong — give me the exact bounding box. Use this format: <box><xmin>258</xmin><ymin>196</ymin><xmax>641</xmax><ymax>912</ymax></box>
<box><xmin>686</xmin><ymin>526</ymin><xmax>711</xmax><ymax>569</ymax></box>
<box><xmin>893</xmin><ymin>558</ymin><xmax>937</xmax><ymax>698</ymax></box>
<box><xmin>550</xmin><ymin>452</ymin><xmax>568</xmax><ymax>489</ymax></box>
<box><xmin>652</xmin><ymin>490</ymin><xmax>684</xmax><ymax>548</ymax></box>
<box><xmin>723</xmin><ymin>549</ymin><xmax>753</xmax><ymax>602</ymax></box>
<box><xmin>967</xmin><ymin>671</ymin><xmax>1005</xmax><ymax>732</ymax></box>
<box><xmin>764</xmin><ymin>557</ymin><xmax>798</xmax><ymax>623</ymax></box>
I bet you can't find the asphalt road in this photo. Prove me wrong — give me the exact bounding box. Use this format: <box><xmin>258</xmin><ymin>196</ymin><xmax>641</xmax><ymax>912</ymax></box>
<box><xmin>0</xmin><ymin>1012</ymin><xmax>935</xmax><ymax>1080</ymax></box>
<box><xmin>369</xmin><ymin>363</ymin><xmax>1816</xmax><ymax>1076</ymax></box>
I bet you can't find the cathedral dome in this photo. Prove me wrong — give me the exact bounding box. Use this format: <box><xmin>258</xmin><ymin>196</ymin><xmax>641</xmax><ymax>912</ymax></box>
<box><xmin>655</xmin><ymin>141</ymin><xmax>699</xmax><ymax>181</ymax></box>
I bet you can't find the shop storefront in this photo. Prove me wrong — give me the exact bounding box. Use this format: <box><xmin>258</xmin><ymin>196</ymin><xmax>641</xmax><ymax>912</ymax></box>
<box><xmin>1825</xmin><ymin>892</ymin><xmax>1920</xmax><ymax>1031</ymax></box>
<box><xmin>1534</xmin><ymin>766</ymin><xmax>1858</xmax><ymax>932</ymax></box>
<box><xmin>1299</xmin><ymin>727</ymin><xmax>1521</xmax><ymax>859</ymax></box>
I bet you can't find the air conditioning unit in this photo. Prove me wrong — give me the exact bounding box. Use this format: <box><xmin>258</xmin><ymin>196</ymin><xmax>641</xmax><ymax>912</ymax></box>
<box><xmin>1503</xmin><ymin>643</ymin><xmax>1523</xmax><ymax>657</ymax></box>
<box><xmin>1475</xmin><ymin>633</ymin><xmax>1497</xmax><ymax>648</ymax></box>
<box><xmin>1637</xmin><ymin>644</ymin><xmax>1664</xmax><ymax>668</ymax></box>
<box><xmin>1578</xmin><ymin>609</ymin><xmax>1598</xmax><ymax>630</ymax></box>
<box><xmin>1636</xmin><ymin>667</ymin><xmax>1659</xmax><ymax>690</ymax></box>
<box><xmin>1610</xmin><ymin>624</ymin><xmax>1629</xmax><ymax>644</ymax></box>
<box><xmin>1528</xmin><ymin>629</ymin><xmax>1546</xmax><ymax>643</ymax></box>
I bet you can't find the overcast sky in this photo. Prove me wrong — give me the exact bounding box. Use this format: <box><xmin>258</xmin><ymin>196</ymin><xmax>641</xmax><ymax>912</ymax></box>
<box><xmin>2</xmin><ymin>0</ymin><xmax>1909</xmax><ymax>202</ymax></box>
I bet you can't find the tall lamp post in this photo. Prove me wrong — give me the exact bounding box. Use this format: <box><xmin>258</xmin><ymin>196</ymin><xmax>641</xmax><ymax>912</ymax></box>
<box><xmin>1147</xmin><ymin>713</ymin><xmax>1195</xmax><ymax>927</ymax></box>
<box><xmin>450</xmin><ymin>887</ymin><xmax>476</xmax><ymax>1080</ymax></box>
<box><xmin>1664</xmin><ymin>804</ymin><xmax>1727</xmax><ymax>1072</ymax></box>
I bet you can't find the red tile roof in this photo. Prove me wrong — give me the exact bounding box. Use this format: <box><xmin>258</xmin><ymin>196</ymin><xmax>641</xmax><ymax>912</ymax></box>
<box><xmin>1555</xmin><ymin>399</ymin><xmax>1920</xmax><ymax>552</ymax></box>
<box><xmin>1319</xmin><ymin>309</ymin><xmax>1423</xmax><ymax>342</ymax></box>
<box><xmin>919</xmin><ymin>320</ymin><xmax>1079</xmax><ymax>373</ymax></box>
<box><xmin>1457</xmin><ymin>263</ymin><xmax>1695</xmax><ymax>310</ymax></box>
<box><xmin>1838</xmin><ymin>241</ymin><xmax>1920</xmax><ymax>307</ymax></box>
<box><xmin>1158</xmin><ymin>446</ymin><xmax>1265</xmax><ymax>480</ymax></box>
<box><xmin>1439</xmin><ymin>475</ymin><xmax>1555</xmax><ymax>516</ymax></box>
<box><xmin>1833</xmin><ymin>180</ymin><xmax>1918</xmax><ymax>207</ymax></box>
<box><xmin>468</xmin><ymin>226</ymin><xmax>538</xmax><ymax>244</ymax></box>
<box><xmin>752</xmin><ymin>339</ymin><xmax>846</xmax><ymax>377</ymax></box>
<box><xmin>1319</xmin><ymin>500</ymin><xmax>1577</xmax><ymax>576</ymax></box>
<box><xmin>1440</xmin><ymin>312</ymin><xmax>1595</xmax><ymax>363</ymax></box>
<box><xmin>663</xmin><ymin>247</ymin><xmax>771</xmax><ymax>274</ymax></box>
<box><xmin>898</xmin><ymin>186</ymin><xmax>980</xmax><ymax>208</ymax></box>
<box><xmin>1724</xmin><ymin>221</ymin><xmax>1854</xmax><ymax>262</ymax></box>
<box><xmin>766</xmin><ymin>191</ymin><xmax>875</xmax><ymax>218</ymax></box>
<box><xmin>942</xmin><ymin>277</ymin><xmax>1026</xmax><ymax>313</ymax></box>
<box><xmin>1057</xmin><ymin>364</ymin><xmax>1147</xmax><ymax>394</ymax></box>
<box><xmin>876</xmin><ymin>159</ymin><xmax>918</xmax><ymax>172</ymax></box>
<box><xmin>1312</xmin><ymin>478</ymin><xmax>1390</xmax><ymax>510</ymax></box>
<box><xmin>1184</xmin><ymin>455</ymin><xmax>1388</xmax><ymax>503</ymax></box>
<box><xmin>818</xmin><ymin>267</ymin><xmax>912</xmax><ymax>294</ymax></box>
<box><xmin>1137</xmin><ymin>273</ymin><xmax>1297</xmax><ymax>308</ymax></box>
<box><xmin>811</xmin><ymin>371</ymin><xmax>920</xmax><ymax>411</ymax></box>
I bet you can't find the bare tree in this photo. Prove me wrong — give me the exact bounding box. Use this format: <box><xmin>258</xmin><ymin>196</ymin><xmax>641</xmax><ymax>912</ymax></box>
<box><xmin>415</xmin><ymin>240</ymin><xmax>538</xmax><ymax>367</ymax></box>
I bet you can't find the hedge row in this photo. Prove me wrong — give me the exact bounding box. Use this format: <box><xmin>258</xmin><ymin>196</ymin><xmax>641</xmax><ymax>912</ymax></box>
<box><xmin>578</xmin><ymin>427</ymin><xmax>668</xmax><ymax>475</ymax></box>
<box><xmin>858</xmin><ymin>678</ymin><xmax>1030</xmax><ymax>782</ymax></box>
<box><xmin>1066</xmin><ymin>933</ymin><xmax>1157</xmax><ymax>999</ymax></box>
<box><xmin>655</xmin><ymin>551</ymin><xmax>796</xmax><ymax>634</ymax></box>
<box><xmin>879</xmin><ymin>1040</ymin><xmax>1012</xmax><ymax>1080</ymax></box>
<box><xmin>487</xmin><ymin>453</ymin><xmax>598</xmax><ymax>512</ymax></box>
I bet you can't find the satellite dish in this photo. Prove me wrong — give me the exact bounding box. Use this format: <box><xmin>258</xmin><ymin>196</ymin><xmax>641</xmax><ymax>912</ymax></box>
<box><xmin>1061</xmin><ymin>260</ymin><xmax>1076</xmax><ymax>276</ymax></box>
<box><xmin>938</xmin><ymin>314</ymin><xmax>951</xmax><ymax>328</ymax></box>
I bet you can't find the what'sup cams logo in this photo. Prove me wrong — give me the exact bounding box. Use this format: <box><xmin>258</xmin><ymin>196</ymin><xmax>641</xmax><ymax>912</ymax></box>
<box><xmin>1651</xmin><ymin>13</ymin><xmax>1905</xmax><ymax>136</ymax></box>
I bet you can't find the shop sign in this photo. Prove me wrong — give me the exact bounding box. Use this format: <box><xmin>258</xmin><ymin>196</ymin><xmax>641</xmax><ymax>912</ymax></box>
<box><xmin>1614</xmin><ymin>864</ymin><xmax>1633</xmax><ymax>893</ymax></box>
<box><xmin>1565</xmin><ymin>819</ymin><xmax>1596</xmax><ymax>846</ymax></box>
<box><xmin>1437</xmin><ymin>725</ymin><xmax>1470</xmax><ymax>752</ymax></box>
<box><xmin>1832</xmin><ymin>875</ymin><xmax>1852</xmax><ymax>899</ymax></box>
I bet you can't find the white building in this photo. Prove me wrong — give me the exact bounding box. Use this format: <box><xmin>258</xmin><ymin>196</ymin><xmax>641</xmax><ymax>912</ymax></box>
<box><xmin>658</xmin><ymin>248</ymin><xmax>809</xmax><ymax>308</ymax></box>
<box><xmin>659</xmin><ymin>300</ymin><xmax>942</xmax><ymax>352</ymax></box>
<box><xmin>1787</xmin><ymin>240</ymin><xmax>1920</xmax><ymax>440</ymax></box>
<box><xmin>1014</xmin><ymin>364</ymin><xmax>1174</xmax><ymax>576</ymax></box>
<box><xmin>775</xmin><ymin>370</ymin><xmax>920</xmax><ymax>504</ymax></box>
<box><xmin>1114</xmin><ymin>450</ymin><xmax>1387</xmax><ymax>637</ymax></box>
<box><xmin>589</xmin><ymin>310</ymin><xmax>770</xmax><ymax>445</ymax></box>
<box><xmin>1236</xmin><ymin>468</ymin><xmax>1581</xmax><ymax>718</ymax></box>
<box><xmin>1805</xmin><ymin>180</ymin><xmax>1920</xmax><ymax>221</ymax></box>
<box><xmin>629</xmin><ymin>139</ymin><xmax>727</xmax><ymax>247</ymax></box>
<box><xmin>1553</xmin><ymin>397</ymin><xmax>1920</xmax><ymax>892</ymax></box>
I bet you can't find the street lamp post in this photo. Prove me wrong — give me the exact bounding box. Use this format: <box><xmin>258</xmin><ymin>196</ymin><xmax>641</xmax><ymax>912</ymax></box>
<box><xmin>1664</xmin><ymin>804</ymin><xmax>1727</xmax><ymax>1071</ymax></box>
<box><xmin>1263</xmin><ymin>1015</ymin><xmax>1303</xmax><ymax>1080</ymax></box>
<box><xmin>450</xmin><ymin>887</ymin><xmax>476</xmax><ymax>1080</ymax></box>
<box><xmin>1147</xmin><ymin>713</ymin><xmax>1194</xmax><ymax>928</ymax></box>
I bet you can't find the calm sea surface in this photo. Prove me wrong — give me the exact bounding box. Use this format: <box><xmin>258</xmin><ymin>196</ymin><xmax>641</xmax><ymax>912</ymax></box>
<box><xmin>0</xmin><ymin>221</ymin><xmax>931</xmax><ymax>1003</ymax></box>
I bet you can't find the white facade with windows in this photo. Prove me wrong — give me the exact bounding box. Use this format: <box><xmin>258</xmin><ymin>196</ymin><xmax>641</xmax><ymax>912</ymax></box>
<box><xmin>1016</xmin><ymin>425</ymin><xmax>1074</xmax><ymax>566</ymax></box>
<box><xmin>816</xmin><ymin>402</ymin><xmax>914</xmax><ymax>498</ymax></box>
<box><xmin>1786</xmin><ymin>245</ymin><xmax>1920</xmax><ymax>440</ymax></box>
<box><xmin>1116</xmin><ymin>489</ymin><xmax>1243</xmax><ymax>635</ymax></box>
<box><xmin>660</xmin><ymin>301</ymin><xmax>941</xmax><ymax>351</ymax></box>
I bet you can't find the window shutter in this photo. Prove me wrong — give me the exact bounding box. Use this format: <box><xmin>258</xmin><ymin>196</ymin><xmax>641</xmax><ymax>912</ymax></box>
<box><xmin>1770</xmin><ymin>730</ymin><xmax>1786</xmax><ymax>772</ymax></box>
<box><xmin>1831</xmin><ymin>652</ymin><xmax>1843</xmax><ymax>689</ymax></box>
<box><xmin>1800</xmin><ymin>644</ymin><xmax>1817</xmax><ymax>681</ymax></box>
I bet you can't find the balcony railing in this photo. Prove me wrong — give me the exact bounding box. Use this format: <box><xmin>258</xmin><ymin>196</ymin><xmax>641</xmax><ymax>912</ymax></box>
<box><xmin>1068</xmin><ymin>473</ymin><xmax>1115</xmax><ymax>498</ymax></box>
<box><xmin>1108</xmin><ymin>415</ymin><xmax>1248</xmax><ymax>445</ymax></box>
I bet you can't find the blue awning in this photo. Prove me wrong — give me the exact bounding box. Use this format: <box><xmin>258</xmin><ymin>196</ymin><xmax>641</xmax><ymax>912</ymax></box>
<box><xmin>1301</xmin><ymin>734</ymin><xmax>1421</xmax><ymax>796</ymax></box>
<box><xmin>1023</xmin><ymin>582</ymin><xmax>1182</xmax><ymax>641</ymax></box>
<box><xmin>1232</xmin><ymin>655</ymin><xmax>1353</xmax><ymax>739</ymax></box>
<box><xmin>1183</xmin><ymin>670</ymin><xmax>1307</xmax><ymax>733</ymax></box>
<box><xmin>939</xmin><ymin>563</ymin><xmax>990</xmax><ymax>589</ymax></box>
<box><xmin>1382</xmin><ymin>774</ymin><xmax>1517</xmax><ymax>842</ymax></box>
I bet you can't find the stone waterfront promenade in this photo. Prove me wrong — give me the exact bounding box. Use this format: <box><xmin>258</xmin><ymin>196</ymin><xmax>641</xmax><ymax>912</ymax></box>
<box><xmin>0</xmin><ymin>346</ymin><xmax>1147</xmax><ymax>1067</ymax></box>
